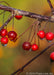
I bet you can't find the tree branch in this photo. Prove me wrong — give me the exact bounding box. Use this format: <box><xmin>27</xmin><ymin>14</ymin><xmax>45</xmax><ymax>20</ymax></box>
<box><xmin>47</xmin><ymin>0</ymin><xmax>54</xmax><ymax>15</ymax></box>
<box><xmin>47</xmin><ymin>0</ymin><xmax>53</xmax><ymax>9</ymax></box>
<box><xmin>0</xmin><ymin>15</ymin><xmax>14</xmax><ymax>30</ymax></box>
<box><xmin>0</xmin><ymin>4</ymin><xmax>54</xmax><ymax>22</ymax></box>
<box><xmin>11</xmin><ymin>42</ymin><xmax>54</xmax><ymax>75</ymax></box>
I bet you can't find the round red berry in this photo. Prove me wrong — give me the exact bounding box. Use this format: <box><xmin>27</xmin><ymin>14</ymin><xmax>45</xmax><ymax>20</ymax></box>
<box><xmin>1</xmin><ymin>37</ymin><xmax>8</xmax><ymax>44</ymax></box>
<box><xmin>15</xmin><ymin>15</ymin><xmax>22</xmax><ymax>19</ymax></box>
<box><xmin>31</xmin><ymin>44</ymin><xmax>38</xmax><ymax>51</ymax></box>
<box><xmin>22</xmin><ymin>42</ymin><xmax>31</xmax><ymax>50</ymax></box>
<box><xmin>46</xmin><ymin>32</ymin><xmax>54</xmax><ymax>41</ymax></box>
<box><xmin>50</xmin><ymin>52</ymin><xmax>54</xmax><ymax>61</ymax></box>
<box><xmin>37</xmin><ymin>30</ymin><xmax>45</xmax><ymax>39</ymax></box>
<box><xmin>0</xmin><ymin>31</ymin><xmax>1</xmax><ymax>35</ymax></box>
<box><xmin>8</xmin><ymin>31</ymin><xmax>17</xmax><ymax>41</ymax></box>
<box><xmin>1</xmin><ymin>29</ymin><xmax>8</xmax><ymax>37</ymax></box>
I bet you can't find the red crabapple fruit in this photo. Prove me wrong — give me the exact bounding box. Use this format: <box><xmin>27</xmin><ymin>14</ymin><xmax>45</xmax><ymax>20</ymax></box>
<box><xmin>15</xmin><ymin>15</ymin><xmax>22</xmax><ymax>20</ymax></box>
<box><xmin>8</xmin><ymin>31</ymin><xmax>17</xmax><ymax>41</ymax></box>
<box><xmin>37</xmin><ymin>30</ymin><xmax>45</xmax><ymax>39</ymax></box>
<box><xmin>22</xmin><ymin>42</ymin><xmax>31</xmax><ymax>50</ymax></box>
<box><xmin>31</xmin><ymin>44</ymin><xmax>38</xmax><ymax>51</ymax></box>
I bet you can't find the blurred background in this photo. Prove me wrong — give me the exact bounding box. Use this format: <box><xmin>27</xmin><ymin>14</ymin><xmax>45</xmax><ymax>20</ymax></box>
<box><xmin>0</xmin><ymin>0</ymin><xmax>54</xmax><ymax>75</ymax></box>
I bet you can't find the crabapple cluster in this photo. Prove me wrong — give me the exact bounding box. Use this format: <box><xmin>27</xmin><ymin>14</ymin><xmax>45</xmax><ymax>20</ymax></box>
<box><xmin>0</xmin><ymin>15</ymin><xmax>23</xmax><ymax>46</ymax></box>
<box><xmin>15</xmin><ymin>15</ymin><xmax>39</xmax><ymax>51</ymax></box>
<box><xmin>37</xmin><ymin>30</ymin><xmax>54</xmax><ymax>42</ymax></box>
<box><xmin>15</xmin><ymin>14</ymin><xmax>54</xmax><ymax>60</ymax></box>
<box><xmin>0</xmin><ymin>29</ymin><xmax>17</xmax><ymax>46</ymax></box>
<box><xmin>22</xmin><ymin>42</ymin><xmax>38</xmax><ymax>51</ymax></box>
<box><xmin>22</xmin><ymin>30</ymin><xmax>54</xmax><ymax>52</ymax></box>
<box><xmin>0</xmin><ymin>13</ymin><xmax>53</xmax><ymax>61</ymax></box>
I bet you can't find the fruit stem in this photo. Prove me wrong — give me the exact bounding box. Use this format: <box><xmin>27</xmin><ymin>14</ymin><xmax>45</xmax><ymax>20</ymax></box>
<box><xmin>43</xmin><ymin>21</ymin><xmax>48</xmax><ymax>31</ymax></box>
<box><xmin>27</xmin><ymin>25</ymin><xmax>33</xmax><ymax>42</ymax></box>
<box><xmin>17</xmin><ymin>21</ymin><xmax>37</xmax><ymax>40</ymax></box>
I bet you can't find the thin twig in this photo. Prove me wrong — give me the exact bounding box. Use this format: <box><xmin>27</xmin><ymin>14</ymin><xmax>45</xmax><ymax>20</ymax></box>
<box><xmin>27</xmin><ymin>25</ymin><xmax>33</xmax><ymax>42</ymax></box>
<box><xmin>0</xmin><ymin>1</ymin><xmax>10</xmax><ymax>6</ymax></box>
<box><xmin>3</xmin><ymin>10</ymin><xmax>5</xmax><ymax>24</ymax></box>
<box><xmin>47</xmin><ymin>0</ymin><xmax>53</xmax><ymax>9</ymax></box>
<box><xmin>47</xmin><ymin>0</ymin><xmax>54</xmax><ymax>15</ymax></box>
<box><xmin>11</xmin><ymin>42</ymin><xmax>54</xmax><ymax>75</ymax></box>
<box><xmin>16</xmin><ymin>21</ymin><xmax>37</xmax><ymax>40</ymax></box>
<box><xmin>0</xmin><ymin>15</ymin><xmax>14</xmax><ymax>30</ymax></box>
<box><xmin>30</xmin><ymin>21</ymin><xmax>40</xmax><ymax>43</ymax></box>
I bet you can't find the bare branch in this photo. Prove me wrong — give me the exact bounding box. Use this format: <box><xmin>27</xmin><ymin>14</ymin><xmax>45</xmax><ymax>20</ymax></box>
<box><xmin>0</xmin><ymin>4</ymin><xmax>54</xmax><ymax>22</ymax></box>
<box><xmin>0</xmin><ymin>15</ymin><xmax>14</xmax><ymax>30</ymax></box>
<box><xmin>47</xmin><ymin>0</ymin><xmax>54</xmax><ymax>15</ymax></box>
<box><xmin>47</xmin><ymin>0</ymin><xmax>53</xmax><ymax>9</ymax></box>
<box><xmin>11</xmin><ymin>42</ymin><xmax>54</xmax><ymax>75</ymax></box>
